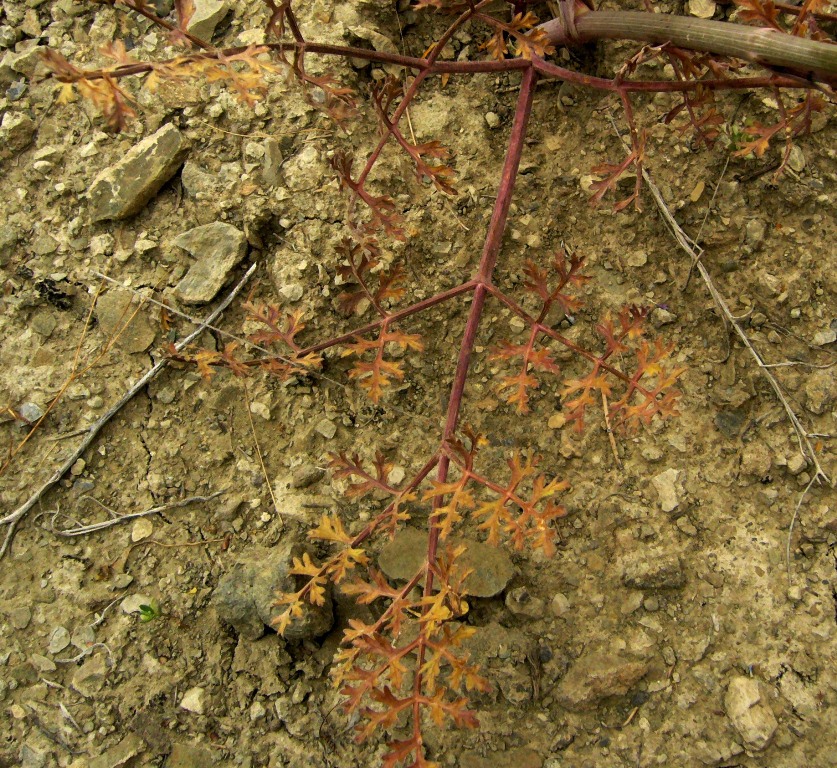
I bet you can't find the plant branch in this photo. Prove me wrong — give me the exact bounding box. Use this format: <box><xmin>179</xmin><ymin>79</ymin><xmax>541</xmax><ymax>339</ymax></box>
<box><xmin>541</xmin><ymin>10</ymin><xmax>837</xmax><ymax>85</ymax></box>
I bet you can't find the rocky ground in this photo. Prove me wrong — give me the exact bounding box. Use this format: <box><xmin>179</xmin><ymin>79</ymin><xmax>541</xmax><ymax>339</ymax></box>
<box><xmin>0</xmin><ymin>0</ymin><xmax>836</xmax><ymax>767</ymax></box>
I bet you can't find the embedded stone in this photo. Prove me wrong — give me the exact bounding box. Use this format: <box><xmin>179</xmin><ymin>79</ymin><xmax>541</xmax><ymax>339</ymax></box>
<box><xmin>724</xmin><ymin>676</ymin><xmax>778</xmax><ymax>751</ymax></box>
<box><xmin>88</xmin><ymin>124</ymin><xmax>189</xmax><ymax>222</ymax></box>
<box><xmin>379</xmin><ymin>527</ymin><xmax>515</xmax><ymax>598</ymax></box>
<box><xmin>173</xmin><ymin>222</ymin><xmax>247</xmax><ymax>304</ymax></box>
<box><xmin>555</xmin><ymin>650</ymin><xmax>650</xmax><ymax>710</ymax></box>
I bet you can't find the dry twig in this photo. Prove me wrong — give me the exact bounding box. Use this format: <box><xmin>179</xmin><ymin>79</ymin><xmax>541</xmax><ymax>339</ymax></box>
<box><xmin>0</xmin><ymin>264</ymin><xmax>257</xmax><ymax>559</ymax></box>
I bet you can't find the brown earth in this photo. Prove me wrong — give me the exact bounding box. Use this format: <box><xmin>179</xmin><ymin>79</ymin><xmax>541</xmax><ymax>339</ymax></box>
<box><xmin>0</xmin><ymin>1</ymin><xmax>835</xmax><ymax>767</ymax></box>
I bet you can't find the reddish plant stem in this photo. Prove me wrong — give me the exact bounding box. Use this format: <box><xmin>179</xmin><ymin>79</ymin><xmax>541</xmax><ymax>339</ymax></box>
<box><xmin>354</xmin><ymin>0</ymin><xmax>492</xmax><ymax>189</ymax></box>
<box><xmin>300</xmin><ymin>280</ymin><xmax>477</xmax><ymax>356</ymax></box>
<box><xmin>84</xmin><ymin>43</ymin><xmax>813</xmax><ymax>93</ymax></box>
<box><xmin>408</xmin><ymin>65</ymin><xmax>537</xmax><ymax>737</ymax></box>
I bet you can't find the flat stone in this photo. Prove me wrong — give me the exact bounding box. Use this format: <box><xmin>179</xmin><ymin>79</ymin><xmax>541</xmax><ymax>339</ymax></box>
<box><xmin>173</xmin><ymin>222</ymin><xmax>247</xmax><ymax>304</ymax></box>
<box><xmin>621</xmin><ymin>550</ymin><xmax>685</xmax><ymax>590</ymax></box>
<box><xmin>9</xmin><ymin>605</ymin><xmax>32</xmax><ymax>629</ymax></box>
<box><xmin>166</xmin><ymin>742</ymin><xmax>215</xmax><ymax>768</ymax></box>
<box><xmin>30</xmin><ymin>653</ymin><xmax>57</xmax><ymax>672</ymax></box>
<box><xmin>378</xmin><ymin>527</ymin><xmax>515</xmax><ymax>598</ymax></box>
<box><xmin>179</xmin><ymin>686</ymin><xmax>206</xmax><ymax>714</ymax></box>
<box><xmin>88</xmin><ymin>733</ymin><xmax>145</xmax><ymax>768</ymax></box>
<box><xmin>186</xmin><ymin>0</ymin><xmax>229</xmax><ymax>41</ymax></box>
<box><xmin>88</xmin><ymin>123</ymin><xmax>190</xmax><ymax>222</ymax></box>
<box><xmin>652</xmin><ymin>468</ymin><xmax>682</xmax><ymax>513</ymax></box>
<box><xmin>555</xmin><ymin>650</ymin><xmax>651</xmax><ymax>710</ymax></box>
<box><xmin>47</xmin><ymin>626</ymin><xmax>71</xmax><ymax>654</ymax></box>
<box><xmin>724</xmin><ymin>676</ymin><xmax>778</xmax><ymax>751</ymax></box>
<box><xmin>122</xmin><ymin>594</ymin><xmax>153</xmax><ymax>614</ymax></box>
<box><xmin>213</xmin><ymin>543</ymin><xmax>333</xmax><ymax>641</ymax></box>
<box><xmin>96</xmin><ymin>289</ymin><xmax>157</xmax><ymax>353</ymax></box>
<box><xmin>71</xmin><ymin>653</ymin><xmax>109</xmax><ymax>697</ymax></box>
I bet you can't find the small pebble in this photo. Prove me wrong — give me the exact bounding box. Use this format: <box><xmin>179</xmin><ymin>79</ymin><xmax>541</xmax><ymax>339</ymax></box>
<box><xmin>315</xmin><ymin>418</ymin><xmax>337</xmax><ymax>439</ymax></box>
<box><xmin>484</xmin><ymin>111</ymin><xmax>500</xmax><ymax>129</ymax></box>
<box><xmin>131</xmin><ymin>518</ymin><xmax>153</xmax><ymax>542</ymax></box>
<box><xmin>70</xmin><ymin>458</ymin><xmax>86</xmax><ymax>476</ymax></box>
<box><xmin>180</xmin><ymin>686</ymin><xmax>206</xmax><ymax>714</ymax></box>
<box><xmin>249</xmin><ymin>401</ymin><xmax>271</xmax><ymax>421</ymax></box>
<box><xmin>112</xmin><ymin>573</ymin><xmax>134</xmax><ymax>589</ymax></box>
<box><xmin>787</xmin><ymin>144</ymin><xmax>805</xmax><ymax>173</ymax></box>
<box><xmin>689</xmin><ymin>180</ymin><xmax>705</xmax><ymax>202</ymax></box>
<box><xmin>47</xmin><ymin>626</ymin><xmax>71</xmax><ymax>654</ymax></box>
<box><xmin>548</xmin><ymin>414</ymin><xmax>566</xmax><ymax>430</ymax></box>
<box><xmin>18</xmin><ymin>402</ymin><xmax>44</xmax><ymax>424</ymax></box>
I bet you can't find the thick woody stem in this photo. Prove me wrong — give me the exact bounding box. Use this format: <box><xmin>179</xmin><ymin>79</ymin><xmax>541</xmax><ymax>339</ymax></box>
<box><xmin>541</xmin><ymin>10</ymin><xmax>837</xmax><ymax>84</ymax></box>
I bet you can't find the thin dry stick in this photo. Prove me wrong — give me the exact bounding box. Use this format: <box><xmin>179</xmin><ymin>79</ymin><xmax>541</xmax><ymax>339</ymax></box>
<box><xmin>601</xmin><ymin>391</ymin><xmax>623</xmax><ymax>469</ymax></box>
<box><xmin>604</xmin><ymin>112</ymin><xmax>831</xmax><ymax>486</ymax></box>
<box><xmin>241</xmin><ymin>380</ymin><xmax>286</xmax><ymax>519</ymax></box>
<box><xmin>42</xmin><ymin>492</ymin><xmax>224</xmax><ymax>536</ymax></box>
<box><xmin>785</xmin><ymin>473</ymin><xmax>818</xmax><ymax>584</ymax></box>
<box><xmin>0</xmin><ymin>263</ymin><xmax>258</xmax><ymax>558</ymax></box>
<box><xmin>92</xmin><ymin>271</ymin><xmax>443</xmax><ymax>429</ymax></box>
<box><xmin>0</xmin><ymin>279</ymin><xmax>144</xmax><ymax>473</ymax></box>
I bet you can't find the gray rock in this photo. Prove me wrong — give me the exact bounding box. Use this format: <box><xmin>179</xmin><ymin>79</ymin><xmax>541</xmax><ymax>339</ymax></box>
<box><xmin>96</xmin><ymin>289</ymin><xmax>157</xmax><ymax>353</ymax></box>
<box><xmin>47</xmin><ymin>626</ymin><xmax>71</xmax><ymax>654</ymax></box>
<box><xmin>0</xmin><ymin>45</ymin><xmax>46</xmax><ymax>83</ymax></box>
<box><xmin>88</xmin><ymin>733</ymin><xmax>145</xmax><ymax>768</ymax></box>
<box><xmin>186</xmin><ymin>0</ymin><xmax>229</xmax><ymax>41</ymax></box>
<box><xmin>724</xmin><ymin>676</ymin><xmax>778</xmax><ymax>751</ymax></box>
<box><xmin>0</xmin><ymin>111</ymin><xmax>35</xmax><ymax>159</ymax></box>
<box><xmin>378</xmin><ymin>527</ymin><xmax>515</xmax><ymax>598</ymax></box>
<box><xmin>652</xmin><ymin>468</ymin><xmax>682</xmax><ymax>512</ymax></box>
<box><xmin>173</xmin><ymin>222</ymin><xmax>247</xmax><ymax>304</ymax></box>
<box><xmin>166</xmin><ymin>742</ymin><xmax>215</xmax><ymax>768</ymax></box>
<box><xmin>0</xmin><ymin>25</ymin><xmax>17</xmax><ymax>48</ymax></box>
<box><xmin>804</xmin><ymin>369</ymin><xmax>835</xmax><ymax>415</ymax></box>
<box><xmin>812</xmin><ymin>328</ymin><xmax>836</xmax><ymax>346</ymax></box>
<box><xmin>71</xmin><ymin>653</ymin><xmax>109</xmax><ymax>697</ymax></box>
<box><xmin>621</xmin><ymin>550</ymin><xmax>685</xmax><ymax>590</ymax></box>
<box><xmin>262</xmin><ymin>138</ymin><xmax>283</xmax><ymax>186</ymax></box>
<box><xmin>88</xmin><ymin>124</ymin><xmax>190</xmax><ymax>222</ymax></box>
<box><xmin>555</xmin><ymin>650</ymin><xmax>650</xmax><ymax>710</ymax></box>
<box><xmin>213</xmin><ymin>542</ymin><xmax>333</xmax><ymax>641</ymax></box>
<box><xmin>19</xmin><ymin>744</ymin><xmax>47</xmax><ymax>768</ymax></box>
